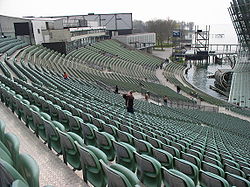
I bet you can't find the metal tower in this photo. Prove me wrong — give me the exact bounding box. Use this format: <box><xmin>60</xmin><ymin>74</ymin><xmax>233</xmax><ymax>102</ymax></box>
<box><xmin>228</xmin><ymin>0</ymin><xmax>250</xmax><ymax>107</ymax></box>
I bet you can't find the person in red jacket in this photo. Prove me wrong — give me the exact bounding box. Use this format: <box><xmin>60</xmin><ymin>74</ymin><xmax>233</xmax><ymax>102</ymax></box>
<box><xmin>63</xmin><ymin>72</ymin><xmax>69</xmax><ymax>80</ymax></box>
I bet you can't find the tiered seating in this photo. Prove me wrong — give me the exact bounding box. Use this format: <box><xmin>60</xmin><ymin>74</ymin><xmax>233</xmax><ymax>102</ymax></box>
<box><xmin>67</xmin><ymin>39</ymin><xmax>160</xmax><ymax>82</ymax></box>
<box><xmin>0</xmin><ymin>72</ymin><xmax>249</xmax><ymax>186</ymax></box>
<box><xmin>0</xmin><ymin>37</ymin><xmax>249</xmax><ymax>186</ymax></box>
<box><xmin>23</xmin><ymin>46</ymin><xmax>193</xmax><ymax>103</ymax></box>
<box><xmin>0</xmin><ymin>39</ymin><xmax>27</xmax><ymax>55</ymax></box>
<box><xmin>0</xmin><ymin>120</ymin><xmax>52</xmax><ymax>187</ymax></box>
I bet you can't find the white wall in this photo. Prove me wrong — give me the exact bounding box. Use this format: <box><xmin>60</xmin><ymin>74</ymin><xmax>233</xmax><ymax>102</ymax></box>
<box><xmin>32</xmin><ymin>20</ymin><xmax>46</xmax><ymax>44</ymax></box>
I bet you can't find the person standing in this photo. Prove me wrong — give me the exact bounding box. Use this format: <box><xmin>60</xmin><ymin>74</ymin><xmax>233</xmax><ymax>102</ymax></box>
<box><xmin>63</xmin><ymin>72</ymin><xmax>69</xmax><ymax>80</ymax></box>
<box><xmin>114</xmin><ymin>85</ymin><xmax>119</xmax><ymax>94</ymax></box>
<box><xmin>123</xmin><ymin>91</ymin><xmax>134</xmax><ymax>113</ymax></box>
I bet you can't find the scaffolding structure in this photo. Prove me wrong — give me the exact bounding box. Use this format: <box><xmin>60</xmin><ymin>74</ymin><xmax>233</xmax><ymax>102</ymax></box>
<box><xmin>193</xmin><ymin>25</ymin><xmax>210</xmax><ymax>53</ymax></box>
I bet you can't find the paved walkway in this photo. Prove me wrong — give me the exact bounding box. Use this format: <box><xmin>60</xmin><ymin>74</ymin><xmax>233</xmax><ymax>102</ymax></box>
<box><xmin>0</xmin><ymin>102</ymin><xmax>88</xmax><ymax>187</ymax></box>
<box><xmin>152</xmin><ymin>49</ymin><xmax>250</xmax><ymax>121</ymax></box>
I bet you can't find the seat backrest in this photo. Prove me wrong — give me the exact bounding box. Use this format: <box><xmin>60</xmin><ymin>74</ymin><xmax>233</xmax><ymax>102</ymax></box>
<box><xmin>201</xmin><ymin>161</ymin><xmax>225</xmax><ymax>177</ymax></box>
<box><xmin>0</xmin><ymin>159</ymin><xmax>27</xmax><ymax>186</ymax></box>
<box><xmin>162</xmin><ymin>144</ymin><xmax>180</xmax><ymax>158</ymax></box>
<box><xmin>134</xmin><ymin>138</ymin><xmax>152</xmax><ymax>156</ymax></box>
<box><xmin>117</xmin><ymin>130</ymin><xmax>134</xmax><ymax>145</ymax></box>
<box><xmin>199</xmin><ymin>170</ymin><xmax>229</xmax><ymax>187</ymax></box>
<box><xmin>4</xmin><ymin>133</ymin><xmax>20</xmax><ymax>168</ymax></box>
<box><xmin>152</xmin><ymin>148</ymin><xmax>173</xmax><ymax>169</ymax></box>
<box><xmin>95</xmin><ymin>131</ymin><xmax>111</xmax><ymax>146</ymax></box>
<box><xmin>162</xmin><ymin>168</ymin><xmax>195</xmax><ymax>187</ymax></box>
<box><xmin>113</xmin><ymin>141</ymin><xmax>130</xmax><ymax>160</ymax></box>
<box><xmin>224</xmin><ymin>163</ymin><xmax>245</xmax><ymax>177</ymax></box>
<box><xmin>225</xmin><ymin>172</ymin><xmax>250</xmax><ymax>187</ymax></box>
<box><xmin>101</xmin><ymin>160</ymin><xmax>132</xmax><ymax>187</ymax></box>
<box><xmin>76</xmin><ymin>142</ymin><xmax>107</xmax><ymax>187</ymax></box>
<box><xmin>0</xmin><ymin>120</ymin><xmax>6</xmax><ymax>142</ymax></box>
<box><xmin>174</xmin><ymin>158</ymin><xmax>199</xmax><ymax>185</ymax></box>
<box><xmin>17</xmin><ymin>154</ymin><xmax>40</xmax><ymax>187</ymax></box>
<box><xmin>181</xmin><ymin>152</ymin><xmax>201</xmax><ymax>169</ymax></box>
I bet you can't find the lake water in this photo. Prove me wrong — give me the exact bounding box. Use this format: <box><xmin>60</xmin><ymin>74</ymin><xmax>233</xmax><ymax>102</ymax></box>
<box><xmin>185</xmin><ymin>24</ymin><xmax>237</xmax><ymax>101</ymax></box>
<box><xmin>186</xmin><ymin>62</ymin><xmax>232</xmax><ymax>101</ymax></box>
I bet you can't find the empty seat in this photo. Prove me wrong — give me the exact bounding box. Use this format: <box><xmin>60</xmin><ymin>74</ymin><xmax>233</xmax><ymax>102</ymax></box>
<box><xmin>134</xmin><ymin>152</ymin><xmax>162</xmax><ymax>187</ymax></box>
<box><xmin>17</xmin><ymin>154</ymin><xmax>40</xmax><ymax>187</ymax></box>
<box><xmin>68</xmin><ymin>115</ymin><xmax>83</xmax><ymax>136</ymax></box>
<box><xmin>58</xmin><ymin>130</ymin><xmax>83</xmax><ymax>170</ymax></box>
<box><xmin>199</xmin><ymin>170</ymin><xmax>229</xmax><ymax>187</ymax></box>
<box><xmin>181</xmin><ymin>152</ymin><xmax>201</xmax><ymax>169</ymax></box>
<box><xmin>0</xmin><ymin>159</ymin><xmax>28</xmax><ymax>186</ymax></box>
<box><xmin>224</xmin><ymin>163</ymin><xmax>246</xmax><ymax>178</ymax></box>
<box><xmin>152</xmin><ymin>148</ymin><xmax>173</xmax><ymax>169</ymax></box>
<box><xmin>4</xmin><ymin>133</ymin><xmax>20</xmax><ymax>168</ymax></box>
<box><xmin>203</xmin><ymin>155</ymin><xmax>223</xmax><ymax>168</ymax></box>
<box><xmin>162</xmin><ymin>167</ymin><xmax>195</xmax><ymax>187</ymax></box>
<box><xmin>0</xmin><ymin>120</ymin><xmax>6</xmax><ymax>142</ymax></box>
<box><xmin>92</xmin><ymin>118</ymin><xmax>105</xmax><ymax>131</ymax></box>
<box><xmin>95</xmin><ymin>130</ymin><xmax>115</xmax><ymax>161</ymax></box>
<box><xmin>201</xmin><ymin>161</ymin><xmax>225</xmax><ymax>177</ymax></box>
<box><xmin>225</xmin><ymin>172</ymin><xmax>250</xmax><ymax>187</ymax></box>
<box><xmin>113</xmin><ymin>141</ymin><xmax>136</xmax><ymax>172</ymax></box>
<box><xmin>174</xmin><ymin>158</ymin><xmax>199</xmax><ymax>185</ymax></box>
<box><xmin>147</xmin><ymin>136</ymin><xmax>162</xmax><ymax>148</ymax></box>
<box><xmin>103</xmin><ymin>124</ymin><xmax>118</xmax><ymax>140</ymax></box>
<box><xmin>44</xmin><ymin>120</ymin><xmax>65</xmax><ymax>154</ymax></box>
<box><xmin>134</xmin><ymin>138</ymin><xmax>153</xmax><ymax>156</ymax></box>
<box><xmin>100</xmin><ymin>159</ymin><xmax>140</xmax><ymax>187</ymax></box>
<box><xmin>162</xmin><ymin>144</ymin><xmax>180</xmax><ymax>158</ymax></box>
<box><xmin>117</xmin><ymin>130</ymin><xmax>134</xmax><ymax>145</ymax></box>
<box><xmin>76</xmin><ymin>143</ymin><xmax>107</xmax><ymax>187</ymax></box>
<box><xmin>80</xmin><ymin>123</ymin><xmax>98</xmax><ymax>146</ymax></box>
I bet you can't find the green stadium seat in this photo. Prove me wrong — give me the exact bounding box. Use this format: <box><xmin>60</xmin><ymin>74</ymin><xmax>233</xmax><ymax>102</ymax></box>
<box><xmin>162</xmin><ymin>167</ymin><xmax>195</xmax><ymax>187</ymax></box>
<box><xmin>4</xmin><ymin>133</ymin><xmax>20</xmax><ymax>168</ymax></box>
<box><xmin>17</xmin><ymin>154</ymin><xmax>40</xmax><ymax>187</ymax></box>
<box><xmin>113</xmin><ymin>141</ymin><xmax>136</xmax><ymax>172</ymax></box>
<box><xmin>152</xmin><ymin>148</ymin><xmax>173</xmax><ymax>169</ymax></box>
<box><xmin>44</xmin><ymin>120</ymin><xmax>65</xmax><ymax>154</ymax></box>
<box><xmin>134</xmin><ymin>138</ymin><xmax>153</xmax><ymax>156</ymax></box>
<box><xmin>181</xmin><ymin>152</ymin><xmax>201</xmax><ymax>169</ymax></box>
<box><xmin>162</xmin><ymin>144</ymin><xmax>180</xmax><ymax>158</ymax></box>
<box><xmin>58</xmin><ymin>130</ymin><xmax>83</xmax><ymax>170</ymax></box>
<box><xmin>81</xmin><ymin>123</ymin><xmax>98</xmax><ymax>146</ymax></box>
<box><xmin>0</xmin><ymin>159</ymin><xmax>28</xmax><ymax>186</ymax></box>
<box><xmin>100</xmin><ymin>159</ymin><xmax>140</xmax><ymax>187</ymax></box>
<box><xmin>94</xmin><ymin>130</ymin><xmax>115</xmax><ymax>161</ymax></box>
<box><xmin>134</xmin><ymin>152</ymin><xmax>162</xmax><ymax>187</ymax></box>
<box><xmin>68</xmin><ymin>115</ymin><xmax>83</xmax><ymax>136</ymax></box>
<box><xmin>201</xmin><ymin>161</ymin><xmax>225</xmax><ymax>177</ymax></box>
<box><xmin>225</xmin><ymin>172</ymin><xmax>250</xmax><ymax>187</ymax></box>
<box><xmin>174</xmin><ymin>158</ymin><xmax>199</xmax><ymax>185</ymax></box>
<box><xmin>0</xmin><ymin>120</ymin><xmax>6</xmax><ymax>142</ymax></box>
<box><xmin>76</xmin><ymin>143</ymin><xmax>107</xmax><ymax>187</ymax></box>
<box><xmin>199</xmin><ymin>170</ymin><xmax>229</xmax><ymax>187</ymax></box>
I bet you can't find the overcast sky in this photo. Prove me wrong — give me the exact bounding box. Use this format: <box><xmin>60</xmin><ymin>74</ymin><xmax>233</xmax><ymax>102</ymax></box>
<box><xmin>0</xmin><ymin>0</ymin><xmax>233</xmax><ymax>25</ymax></box>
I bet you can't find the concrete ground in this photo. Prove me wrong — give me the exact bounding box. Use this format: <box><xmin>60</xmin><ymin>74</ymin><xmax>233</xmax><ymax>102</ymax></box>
<box><xmin>0</xmin><ymin>102</ymin><xmax>88</xmax><ymax>187</ymax></box>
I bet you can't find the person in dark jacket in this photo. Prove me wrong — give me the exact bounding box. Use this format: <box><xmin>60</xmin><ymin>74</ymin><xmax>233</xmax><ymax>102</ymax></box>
<box><xmin>123</xmin><ymin>91</ymin><xmax>134</xmax><ymax>113</ymax></box>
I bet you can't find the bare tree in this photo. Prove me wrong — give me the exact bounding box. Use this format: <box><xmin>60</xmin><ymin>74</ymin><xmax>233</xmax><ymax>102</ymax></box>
<box><xmin>133</xmin><ymin>20</ymin><xmax>147</xmax><ymax>33</ymax></box>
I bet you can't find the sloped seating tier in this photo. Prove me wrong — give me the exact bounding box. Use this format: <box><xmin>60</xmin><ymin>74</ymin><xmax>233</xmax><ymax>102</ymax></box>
<box><xmin>0</xmin><ymin>73</ymin><xmax>249</xmax><ymax>186</ymax></box>
<box><xmin>0</xmin><ymin>120</ymin><xmax>51</xmax><ymax>187</ymax></box>
<box><xmin>15</xmin><ymin>41</ymin><xmax>195</xmax><ymax>103</ymax></box>
<box><xmin>0</xmin><ymin>38</ymin><xmax>250</xmax><ymax>185</ymax></box>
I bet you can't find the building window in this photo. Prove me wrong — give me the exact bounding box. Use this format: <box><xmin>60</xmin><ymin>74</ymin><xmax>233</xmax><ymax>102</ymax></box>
<box><xmin>37</xmin><ymin>29</ymin><xmax>40</xmax><ymax>34</ymax></box>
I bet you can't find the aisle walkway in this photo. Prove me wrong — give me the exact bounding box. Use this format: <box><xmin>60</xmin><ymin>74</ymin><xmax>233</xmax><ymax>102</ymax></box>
<box><xmin>152</xmin><ymin>49</ymin><xmax>250</xmax><ymax>121</ymax></box>
<box><xmin>0</xmin><ymin>102</ymin><xmax>88</xmax><ymax>187</ymax></box>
